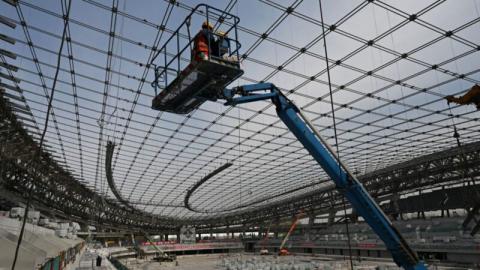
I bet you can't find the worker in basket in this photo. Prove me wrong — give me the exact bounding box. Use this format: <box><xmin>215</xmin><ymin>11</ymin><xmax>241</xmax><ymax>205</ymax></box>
<box><xmin>216</xmin><ymin>31</ymin><xmax>238</xmax><ymax>62</ymax></box>
<box><xmin>193</xmin><ymin>21</ymin><xmax>216</xmax><ymax>62</ymax></box>
<box><xmin>445</xmin><ymin>84</ymin><xmax>480</xmax><ymax>110</ymax></box>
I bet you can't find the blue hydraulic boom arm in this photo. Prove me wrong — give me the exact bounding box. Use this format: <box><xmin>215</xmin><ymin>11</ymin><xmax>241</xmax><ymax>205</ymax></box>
<box><xmin>222</xmin><ymin>83</ymin><xmax>427</xmax><ymax>270</ymax></box>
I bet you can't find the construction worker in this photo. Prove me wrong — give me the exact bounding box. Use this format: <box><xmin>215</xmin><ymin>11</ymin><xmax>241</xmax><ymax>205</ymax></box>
<box><xmin>193</xmin><ymin>21</ymin><xmax>216</xmax><ymax>62</ymax></box>
<box><xmin>216</xmin><ymin>31</ymin><xmax>239</xmax><ymax>62</ymax></box>
<box><xmin>445</xmin><ymin>84</ymin><xmax>480</xmax><ymax>110</ymax></box>
<box><xmin>217</xmin><ymin>31</ymin><xmax>230</xmax><ymax>58</ymax></box>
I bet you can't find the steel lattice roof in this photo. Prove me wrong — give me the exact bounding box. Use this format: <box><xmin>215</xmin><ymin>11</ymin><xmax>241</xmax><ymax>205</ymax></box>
<box><xmin>1</xmin><ymin>0</ymin><xmax>479</xmax><ymax>221</ymax></box>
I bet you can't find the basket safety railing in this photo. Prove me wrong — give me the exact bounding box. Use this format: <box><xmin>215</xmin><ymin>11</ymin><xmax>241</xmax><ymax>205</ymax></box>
<box><xmin>150</xmin><ymin>4</ymin><xmax>242</xmax><ymax>96</ymax></box>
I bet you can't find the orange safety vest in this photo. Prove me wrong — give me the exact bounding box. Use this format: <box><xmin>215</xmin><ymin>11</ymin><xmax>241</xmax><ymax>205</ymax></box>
<box><xmin>193</xmin><ymin>31</ymin><xmax>209</xmax><ymax>61</ymax></box>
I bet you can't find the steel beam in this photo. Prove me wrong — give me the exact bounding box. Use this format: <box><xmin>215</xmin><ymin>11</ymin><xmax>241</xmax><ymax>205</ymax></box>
<box><xmin>1</xmin><ymin>90</ymin><xmax>480</xmax><ymax>230</ymax></box>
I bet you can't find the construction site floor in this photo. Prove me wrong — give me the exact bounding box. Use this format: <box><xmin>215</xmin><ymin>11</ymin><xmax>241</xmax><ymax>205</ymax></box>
<box><xmin>116</xmin><ymin>253</ymin><xmax>475</xmax><ymax>270</ymax></box>
<box><xmin>74</xmin><ymin>249</ymin><xmax>116</xmax><ymax>270</ymax></box>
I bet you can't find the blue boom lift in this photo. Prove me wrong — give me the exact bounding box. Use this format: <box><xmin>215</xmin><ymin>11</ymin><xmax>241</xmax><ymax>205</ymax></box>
<box><xmin>150</xmin><ymin>4</ymin><xmax>427</xmax><ymax>270</ymax></box>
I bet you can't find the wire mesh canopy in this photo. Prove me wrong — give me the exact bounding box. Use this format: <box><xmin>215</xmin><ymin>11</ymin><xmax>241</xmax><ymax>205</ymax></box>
<box><xmin>1</xmin><ymin>0</ymin><xmax>479</xmax><ymax>221</ymax></box>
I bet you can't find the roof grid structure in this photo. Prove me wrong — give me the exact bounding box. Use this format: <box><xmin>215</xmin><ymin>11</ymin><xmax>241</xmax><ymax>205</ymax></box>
<box><xmin>0</xmin><ymin>0</ymin><xmax>479</xmax><ymax>220</ymax></box>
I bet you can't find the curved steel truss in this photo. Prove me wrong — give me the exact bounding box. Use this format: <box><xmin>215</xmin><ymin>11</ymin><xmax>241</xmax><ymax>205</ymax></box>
<box><xmin>2</xmin><ymin>91</ymin><xmax>480</xmax><ymax>230</ymax></box>
<box><xmin>1</xmin><ymin>0</ymin><xmax>480</xmax><ymax>228</ymax></box>
<box><xmin>0</xmin><ymin>95</ymin><xmax>181</xmax><ymax>232</ymax></box>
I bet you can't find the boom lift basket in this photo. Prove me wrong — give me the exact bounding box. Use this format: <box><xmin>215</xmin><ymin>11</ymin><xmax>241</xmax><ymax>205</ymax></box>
<box><xmin>151</xmin><ymin>4</ymin><xmax>244</xmax><ymax>114</ymax></box>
